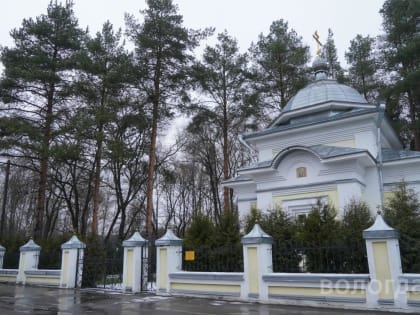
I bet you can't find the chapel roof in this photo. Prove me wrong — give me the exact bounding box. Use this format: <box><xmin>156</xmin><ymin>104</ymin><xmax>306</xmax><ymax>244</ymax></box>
<box><xmin>283</xmin><ymin>79</ymin><xmax>368</xmax><ymax>112</ymax></box>
<box><xmin>283</xmin><ymin>56</ymin><xmax>368</xmax><ymax>112</ymax></box>
<box><xmin>238</xmin><ymin>145</ymin><xmax>372</xmax><ymax>172</ymax></box>
<box><xmin>266</xmin><ymin>57</ymin><xmax>373</xmax><ymax>129</ymax></box>
<box><xmin>382</xmin><ymin>148</ymin><xmax>420</xmax><ymax>162</ymax></box>
<box><xmin>234</xmin><ymin>147</ymin><xmax>420</xmax><ymax>174</ymax></box>
<box><xmin>243</xmin><ymin>107</ymin><xmax>377</xmax><ymax>140</ymax></box>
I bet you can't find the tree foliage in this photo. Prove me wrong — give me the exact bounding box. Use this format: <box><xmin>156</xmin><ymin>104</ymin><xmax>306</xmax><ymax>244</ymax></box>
<box><xmin>0</xmin><ymin>1</ymin><xmax>86</xmax><ymax>239</ymax></box>
<box><xmin>345</xmin><ymin>34</ymin><xmax>378</xmax><ymax>101</ymax></box>
<box><xmin>250</xmin><ymin>19</ymin><xmax>310</xmax><ymax>114</ymax></box>
<box><xmin>191</xmin><ymin>31</ymin><xmax>253</xmax><ymax>212</ymax></box>
<box><xmin>125</xmin><ymin>0</ymin><xmax>208</xmax><ymax>237</ymax></box>
<box><xmin>321</xmin><ymin>28</ymin><xmax>343</xmax><ymax>80</ymax></box>
<box><xmin>384</xmin><ymin>182</ymin><xmax>420</xmax><ymax>272</ymax></box>
<box><xmin>0</xmin><ymin>0</ymin><xmax>419</xmax><ymax>254</ymax></box>
<box><xmin>379</xmin><ymin>0</ymin><xmax>420</xmax><ymax>150</ymax></box>
<box><xmin>341</xmin><ymin>199</ymin><xmax>372</xmax><ymax>273</ymax></box>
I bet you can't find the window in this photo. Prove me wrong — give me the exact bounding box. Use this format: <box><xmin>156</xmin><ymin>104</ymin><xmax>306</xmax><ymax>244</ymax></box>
<box><xmin>282</xmin><ymin>196</ymin><xmax>328</xmax><ymax>219</ymax></box>
<box><xmin>296</xmin><ymin>167</ymin><xmax>307</xmax><ymax>178</ymax></box>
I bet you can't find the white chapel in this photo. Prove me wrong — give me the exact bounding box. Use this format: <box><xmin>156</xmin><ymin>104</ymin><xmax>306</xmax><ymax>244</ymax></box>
<box><xmin>225</xmin><ymin>57</ymin><xmax>420</xmax><ymax>220</ymax></box>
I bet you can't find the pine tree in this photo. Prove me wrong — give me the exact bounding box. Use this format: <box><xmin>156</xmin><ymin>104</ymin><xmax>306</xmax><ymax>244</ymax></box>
<box><xmin>250</xmin><ymin>19</ymin><xmax>309</xmax><ymax>113</ymax></box>
<box><xmin>298</xmin><ymin>201</ymin><xmax>340</xmax><ymax>272</ymax></box>
<box><xmin>380</xmin><ymin>0</ymin><xmax>420</xmax><ymax>150</ymax></box>
<box><xmin>345</xmin><ymin>35</ymin><xmax>378</xmax><ymax>102</ymax></box>
<box><xmin>0</xmin><ymin>1</ymin><xmax>86</xmax><ymax>239</ymax></box>
<box><xmin>192</xmin><ymin>31</ymin><xmax>251</xmax><ymax>212</ymax></box>
<box><xmin>322</xmin><ymin>28</ymin><xmax>343</xmax><ymax>79</ymax></box>
<box><xmin>184</xmin><ymin>212</ymin><xmax>215</xmax><ymax>248</ymax></box>
<box><xmin>341</xmin><ymin>199</ymin><xmax>372</xmax><ymax>272</ymax></box>
<box><xmin>77</xmin><ymin>21</ymin><xmax>131</xmax><ymax>235</ymax></box>
<box><xmin>125</xmin><ymin>0</ymin><xmax>208</xmax><ymax>237</ymax></box>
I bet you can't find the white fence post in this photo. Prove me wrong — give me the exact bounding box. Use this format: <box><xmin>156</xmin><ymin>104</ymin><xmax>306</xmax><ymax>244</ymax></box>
<box><xmin>155</xmin><ymin>229</ymin><xmax>182</xmax><ymax>294</ymax></box>
<box><xmin>241</xmin><ymin>224</ymin><xmax>273</xmax><ymax>300</ymax></box>
<box><xmin>17</xmin><ymin>239</ymin><xmax>41</xmax><ymax>284</ymax></box>
<box><xmin>60</xmin><ymin>235</ymin><xmax>86</xmax><ymax>288</ymax></box>
<box><xmin>363</xmin><ymin>212</ymin><xmax>404</xmax><ymax>307</ymax></box>
<box><xmin>122</xmin><ymin>232</ymin><xmax>148</xmax><ymax>293</ymax></box>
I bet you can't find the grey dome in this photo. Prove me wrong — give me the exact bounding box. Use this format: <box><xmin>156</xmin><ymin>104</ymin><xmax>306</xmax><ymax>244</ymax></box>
<box><xmin>312</xmin><ymin>56</ymin><xmax>329</xmax><ymax>72</ymax></box>
<box><xmin>283</xmin><ymin>79</ymin><xmax>368</xmax><ymax>112</ymax></box>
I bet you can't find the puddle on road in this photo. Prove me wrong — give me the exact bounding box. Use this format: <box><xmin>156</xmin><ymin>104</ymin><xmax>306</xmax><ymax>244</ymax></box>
<box><xmin>131</xmin><ymin>296</ymin><xmax>171</xmax><ymax>303</ymax></box>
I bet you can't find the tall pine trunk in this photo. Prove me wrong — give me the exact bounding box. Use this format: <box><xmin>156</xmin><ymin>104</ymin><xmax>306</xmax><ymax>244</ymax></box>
<box><xmin>146</xmin><ymin>101</ymin><xmax>158</xmax><ymax>237</ymax></box>
<box><xmin>223</xmin><ymin>90</ymin><xmax>231</xmax><ymax>212</ymax></box>
<box><xmin>34</xmin><ymin>82</ymin><xmax>55</xmax><ymax>240</ymax></box>
<box><xmin>92</xmin><ymin>123</ymin><xmax>104</xmax><ymax>236</ymax></box>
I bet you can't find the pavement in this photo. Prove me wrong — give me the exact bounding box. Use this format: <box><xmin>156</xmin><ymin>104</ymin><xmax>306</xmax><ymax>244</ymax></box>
<box><xmin>0</xmin><ymin>284</ymin><xmax>414</xmax><ymax>314</ymax></box>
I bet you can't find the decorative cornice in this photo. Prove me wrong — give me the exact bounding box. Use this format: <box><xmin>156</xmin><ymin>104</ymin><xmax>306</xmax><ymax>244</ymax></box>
<box><xmin>263</xmin><ymin>273</ymin><xmax>369</xmax><ymax>283</ymax></box>
<box><xmin>237</xmin><ymin>197</ymin><xmax>257</xmax><ymax>203</ymax></box>
<box><xmin>257</xmin><ymin>178</ymin><xmax>365</xmax><ymax>194</ymax></box>
<box><xmin>169</xmin><ymin>272</ymin><xmax>243</xmax><ymax>282</ymax></box>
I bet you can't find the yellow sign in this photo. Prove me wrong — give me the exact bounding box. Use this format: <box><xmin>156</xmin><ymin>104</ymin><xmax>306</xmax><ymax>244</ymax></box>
<box><xmin>185</xmin><ymin>250</ymin><xmax>195</xmax><ymax>261</ymax></box>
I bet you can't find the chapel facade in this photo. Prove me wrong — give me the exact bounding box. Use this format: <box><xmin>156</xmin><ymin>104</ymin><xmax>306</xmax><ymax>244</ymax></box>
<box><xmin>224</xmin><ymin>57</ymin><xmax>420</xmax><ymax>220</ymax></box>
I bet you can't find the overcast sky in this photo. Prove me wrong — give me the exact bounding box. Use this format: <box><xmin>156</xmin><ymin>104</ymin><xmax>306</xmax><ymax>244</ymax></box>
<box><xmin>1</xmin><ymin>0</ymin><xmax>385</xmax><ymax>65</ymax></box>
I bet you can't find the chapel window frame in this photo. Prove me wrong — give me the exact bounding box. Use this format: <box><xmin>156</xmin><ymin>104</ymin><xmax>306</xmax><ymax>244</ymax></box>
<box><xmin>296</xmin><ymin>166</ymin><xmax>307</xmax><ymax>178</ymax></box>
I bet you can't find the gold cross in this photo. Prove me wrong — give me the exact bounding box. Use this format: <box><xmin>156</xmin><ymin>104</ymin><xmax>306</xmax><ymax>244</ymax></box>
<box><xmin>312</xmin><ymin>31</ymin><xmax>322</xmax><ymax>57</ymax></box>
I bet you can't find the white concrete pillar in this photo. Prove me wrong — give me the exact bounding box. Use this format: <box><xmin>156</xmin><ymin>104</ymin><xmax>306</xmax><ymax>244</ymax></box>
<box><xmin>363</xmin><ymin>213</ymin><xmax>404</xmax><ymax>307</ymax></box>
<box><xmin>155</xmin><ymin>229</ymin><xmax>182</xmax><ymax>294</ymax></box>
<box><xmin>241</xmin><ymin>224</ymin><xmax>273</xmax><ymax>300</ymax></box>
<box><xmin>60</xmin><ymin>235</ymin><xmax>86</xmax><ymax>289</ymax></box>
<box><xmin>17</xmin><ymin>239</ymin><xmax>41</xmax><ymax>284</ymax></box>
<box><xmin>0</xmin><ymin>244</ymin><xmax>5</xmax><ymax>269</ymax></box>
<box><xmin>122</xmin><ymin>232</ymin><xmax>148</xmax><ymax>293</ymax></box>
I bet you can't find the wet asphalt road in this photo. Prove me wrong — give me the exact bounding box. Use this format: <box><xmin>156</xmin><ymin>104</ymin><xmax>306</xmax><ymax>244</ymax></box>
<box><xmin>0</xmin><ymin>284</ymin><xmax>414</xmax><ymax>314</ymax></box>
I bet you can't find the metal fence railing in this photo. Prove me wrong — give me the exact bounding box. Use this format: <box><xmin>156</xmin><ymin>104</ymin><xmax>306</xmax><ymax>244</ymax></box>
<box><xmin>272</xmin><ymin>240</ymin><xmax>368</xmax><ymax>273</ymax></box>
<box><xmin>399</xmin><ymin>236</ymin><xmax>420</xmax><ymax>273</ymax></box>
<box><xmin>183</xmin><ymin>244</ymin><xmax>243</xmax><ymax>272</ymax></box>
<box><xmin>38</xmin><ymin>250</ymin><xmax>62</xmax><ymax>269</ymax></box>
<box><xmin>3</xmin><ymin>250</ymin><xmax>20</xmax><ymax>269</ymax></box>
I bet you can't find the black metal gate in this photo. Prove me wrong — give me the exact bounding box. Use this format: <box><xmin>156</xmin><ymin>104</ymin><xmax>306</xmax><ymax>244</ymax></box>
<box><xmin>81</xmin><ymin>255</ymin><xmax>123</xmax><ymax>290</ymax></box>
<box><xmin>144</xmin><ymin>243</ymin><xmax>155</xmax><ymax>291</ymax></box>
<box><xmin>136</xmin><ymin>245</ymin><xmax>148</xmax><ymax>291</ymax></box>
<box><xmin>79</xmin><ymin>242</ymin><xmax>153</xmax><ymax>292</ymax></box>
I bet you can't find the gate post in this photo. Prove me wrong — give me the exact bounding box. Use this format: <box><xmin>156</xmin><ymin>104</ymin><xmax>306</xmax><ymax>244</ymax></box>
<box><xmin>60</xmin><ymin>235</ymin><xmax>86</xmax><ymax>288</ymax></box>
<box><xmin>122</xmin><ymin>232</ymin><xmax>148</xmax><ymax>293</ymax></box>
<box><xmin>155</xmin><ymin>229</ymin><xmax>182</xmax><ymax>294</ymax></box>
<box><xmin>241</xmin><ymin>224</ymin><xmax>273</xmax><ymax>301</ymax></box>
<box><xmin>363</xmin><ymin>212</ymin><xmax>404</xmax><ymax>307</ymax></box>
<box><xmin>0</xmin><ymin>244</ymin><xmax>5</xmax><ymax>269</ymax></box>
<box><xmin>17</xmin><ymin>239</ymin><xmax>41</xmax><ymax>284</ymax></box>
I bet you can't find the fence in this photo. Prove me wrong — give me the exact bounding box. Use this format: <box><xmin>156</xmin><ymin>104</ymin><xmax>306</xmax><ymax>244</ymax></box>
<box><xmin>2</xmin><ymin>250</ymin><xmax>19</xmax><ymax>269</ymax></box>
<box><xmin>398</xmin><ymin>235</ymin><xmax>420</xmax><ymax>273</ymax></box>
<box><xmin>0</xmin><ymin>236</ymin><xmax>85</xmax><ymax>289</ymax></box>
<box><xmin>4</xmin><ymin>214</ymin><xmax>420</xmax><ymax>312</ymax></box>
<box><xmin>183</xmin><ymin>244</ymin><xmax>243</xmax><ymax>272</ymax></box>
<box><xmin>272</xmin><ymin>239</ymin><xmax>368</xmax><ymax>273</ymax></box>
<box><xmin>0</xmin><ymin>232</ymin><xmax>151</xmax><ymax>293</ymax></box>
<box><xmin>151</xmin><ymin>214</ymin><xmax>420</xmax><ymax>312</ymax></box>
